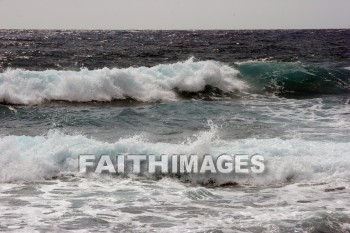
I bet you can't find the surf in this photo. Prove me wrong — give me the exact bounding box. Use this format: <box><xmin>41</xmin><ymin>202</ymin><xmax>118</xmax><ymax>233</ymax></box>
<box><xmin>0</xmin><ymin>58</ymin><xmax>246</xmax><ymax>105</ymax></box>
<box><xmin>1</xmin><ymin>58</ymin><xmax>349</xmax><ymax>105</ymax></box>
<box><xmin>0</xmin><ymin>126</ymin><xmax>349</xmax><ymax>187</ymax></box>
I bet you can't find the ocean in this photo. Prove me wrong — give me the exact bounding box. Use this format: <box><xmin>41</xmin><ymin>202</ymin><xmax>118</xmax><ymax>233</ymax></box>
<box><xmin>0</xmin><ymin>30</ymin><xmax>350</xmax><ymax>232</ymax></box>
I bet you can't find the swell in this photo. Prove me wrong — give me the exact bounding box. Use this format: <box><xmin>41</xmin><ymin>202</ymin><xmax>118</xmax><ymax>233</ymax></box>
<box><xmin>0</xmin><ymin>59</ymin><xmax>349</xmax><ymax>105</ymax></box>
<box><xmin>235</xmin><ymin>62</ymin><xmax>350</xmax><ymax>97</ymax></box>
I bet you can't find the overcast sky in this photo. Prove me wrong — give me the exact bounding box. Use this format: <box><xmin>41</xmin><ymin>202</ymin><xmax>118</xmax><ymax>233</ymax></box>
<box><xmin>0</xmin><ymin>0</ymin><xmax>349</xmax><ymax>30</ymax></box>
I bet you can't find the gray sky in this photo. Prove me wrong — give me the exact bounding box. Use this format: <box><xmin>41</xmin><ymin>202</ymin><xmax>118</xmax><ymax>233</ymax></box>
<box><xmin>0</xmin><ymin>0</ymin><xmax>349</xmax><ymax>30</ymax></box>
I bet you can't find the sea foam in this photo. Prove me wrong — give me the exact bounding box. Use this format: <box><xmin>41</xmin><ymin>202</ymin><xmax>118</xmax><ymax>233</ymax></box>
<box><xmin>0</xmin><ymin>127</ymin><xmax>349</xmax><ymax>186</ymax></box>
<box><xmin>0</xmin><ymin>58</ymin><xmax>247</xmax><ymax>105</ymax></box>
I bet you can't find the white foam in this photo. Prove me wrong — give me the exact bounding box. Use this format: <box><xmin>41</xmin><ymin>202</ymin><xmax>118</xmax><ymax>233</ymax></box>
<box><xmin>0</xmin><ymin>126</ymin><xmax>349</xmax><ymax>186</ymax></box>
<box><xmin>0</xmin><ymin>58</ymin><xmax>247</xmax><ymax>105</ymax></box>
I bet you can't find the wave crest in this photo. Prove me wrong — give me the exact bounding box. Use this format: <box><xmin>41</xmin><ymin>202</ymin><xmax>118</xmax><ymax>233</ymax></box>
<box><xmin>2</xmin><ymin>59</ymin><xmax>349</xmax><ymax>105</ymax></box>
<box><xmin>0</xmin><ymin>58</ymin><xmax>247</xmax><ymax>105</ymax></box>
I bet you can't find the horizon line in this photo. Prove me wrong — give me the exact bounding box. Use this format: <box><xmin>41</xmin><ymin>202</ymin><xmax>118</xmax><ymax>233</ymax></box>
<box><xmin>0</xmin><ymin>28</ymin><xmax>349</xmax><ymax>31</ymax></box>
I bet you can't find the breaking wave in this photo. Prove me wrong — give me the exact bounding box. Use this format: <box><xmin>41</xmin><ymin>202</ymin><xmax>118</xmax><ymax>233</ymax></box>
<box><xmin>0</xmin><ymin>58</ymin><xmax>246</xmax><ymax>105</ymax></box>
<box><xmin>1</xmin><ymin>58</ymin><xmax>350</xmax><ymax>105</ymax></box>
<box><xmin>0</xmin><ymin>125</ymin><xmax>349</xmax><ymax>186</ymax></box>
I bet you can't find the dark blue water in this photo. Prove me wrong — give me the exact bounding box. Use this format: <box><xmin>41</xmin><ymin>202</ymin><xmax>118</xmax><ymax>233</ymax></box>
<box><xmin>1</xmin><ymin>30</ymin><xmax>349</xmax><ymax>71</ymax></box>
